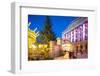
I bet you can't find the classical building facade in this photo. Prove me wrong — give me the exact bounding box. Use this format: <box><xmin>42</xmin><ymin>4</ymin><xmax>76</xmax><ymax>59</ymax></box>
<box><xmin>62</xmin><ymin>17</ymin><xmax>88</xmax><ymax>58</ymax></box>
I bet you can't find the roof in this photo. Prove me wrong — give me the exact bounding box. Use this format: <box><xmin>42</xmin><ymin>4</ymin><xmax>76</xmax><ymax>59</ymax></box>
<box><xmin>62</xmin><ymin>17</ymin><xmax>88</xmax><ymax>34</ymax></box>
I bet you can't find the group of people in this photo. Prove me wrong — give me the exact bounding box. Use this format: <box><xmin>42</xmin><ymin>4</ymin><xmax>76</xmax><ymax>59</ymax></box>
<box><xmin>69</xmin><ymin>50</ymin><xmax>88</xmax><ymax>59</ymax></box>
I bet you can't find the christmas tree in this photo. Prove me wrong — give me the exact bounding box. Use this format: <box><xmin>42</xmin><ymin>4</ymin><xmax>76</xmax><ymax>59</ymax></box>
<box><xmin>37</xmin><ymin>16</ymin><xmax>56</xmax><ymax>44</ymax></box>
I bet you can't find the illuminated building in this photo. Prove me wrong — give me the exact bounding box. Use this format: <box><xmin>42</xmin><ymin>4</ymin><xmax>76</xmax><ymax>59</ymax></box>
<box><xmin>57</xmin><ymin>37</ymin><xmax>62</xmax><ymax>45</ymax></box>
<box><xmin>62</xmin><ymin>17</ymin><xmax>88</xmax><ymax>58</ymax></box>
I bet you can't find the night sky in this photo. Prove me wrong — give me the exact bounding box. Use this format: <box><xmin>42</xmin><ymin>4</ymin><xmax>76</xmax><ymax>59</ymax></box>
<box><xmin>28</xmin><ymin>15</ymin><xmax>78</xmax><ymax>37</ymax></box>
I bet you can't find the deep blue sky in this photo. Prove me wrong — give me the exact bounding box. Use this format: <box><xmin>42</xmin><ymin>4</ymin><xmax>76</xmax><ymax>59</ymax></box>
<box><xmin>28</xmin><ymin>15</ymin><xmax>78</xmax><ymax>37</ymax></box>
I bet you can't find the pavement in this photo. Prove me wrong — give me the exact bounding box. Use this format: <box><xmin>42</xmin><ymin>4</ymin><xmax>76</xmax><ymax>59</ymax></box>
<box><xmin>54</xmin><ymin>56</ymin><xmax>65</xmax><ymax>60</ymax></box>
